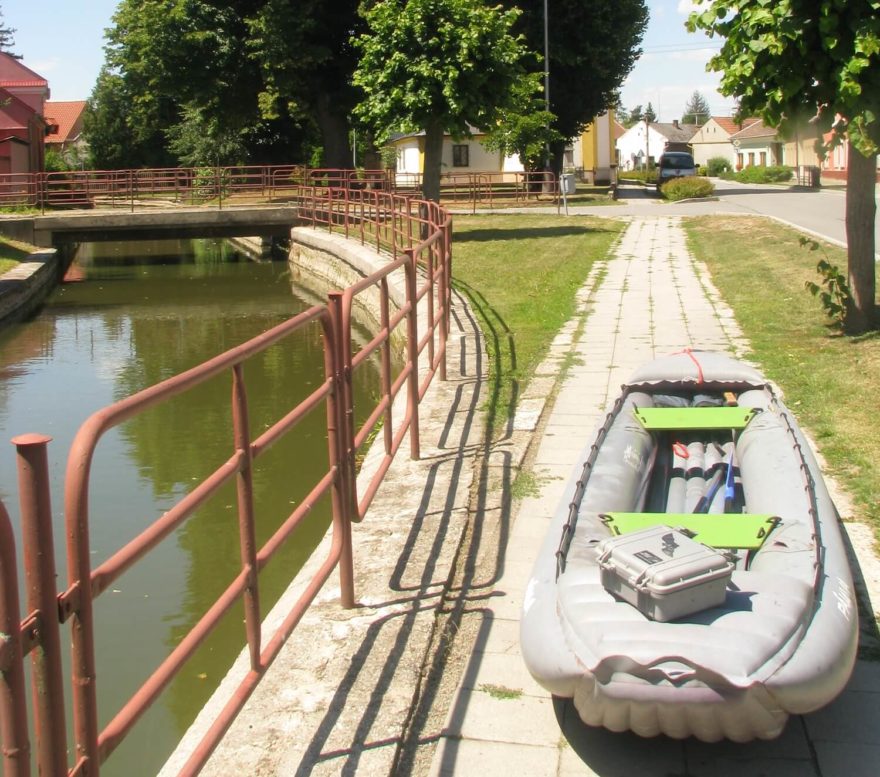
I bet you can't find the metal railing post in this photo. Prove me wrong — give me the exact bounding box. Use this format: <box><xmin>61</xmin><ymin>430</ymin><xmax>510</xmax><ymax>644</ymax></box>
<box><xmin>328</xmin><ymin>292</ymin><xmax>356</xmax><ymax>608</ymax></box>
<box><xmin>403</xmin><ymin>249</ymin><xmax>421</xmax><ymax>460</ymax></box>
<box><xmin>231</xmin><ymin>366</ymin><xmax>261</xmax><ymax>669</ymax></box>
<box><xmin>12</xmin><ymin>434</ymin><xmax>68</xmax><ymax>777</ymax></box>
<box><xmin>0</xmin><ymin>500</ymin><xmax>31</xmax><ymax>777</ymax></box>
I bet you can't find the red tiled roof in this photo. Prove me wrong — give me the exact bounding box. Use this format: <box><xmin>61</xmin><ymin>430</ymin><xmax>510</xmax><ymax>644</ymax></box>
<box><xmin>711</xmin><ymin>116</ymin><xmax>761</xmax><ymax>135</ymax></box>
<box><xmin>730</xmin><ymin>118</ymin><xmax>779</xmax><ymax>140</ymax></box>
<box><xmin>0</xmin><ymin>52</ymin><xmax>49</xmax><ymax>89</ymax></box>
<box><xmin>44</xmin><ymin>100</ymin><xmax>87</xmax><ymax>143</ymax></box>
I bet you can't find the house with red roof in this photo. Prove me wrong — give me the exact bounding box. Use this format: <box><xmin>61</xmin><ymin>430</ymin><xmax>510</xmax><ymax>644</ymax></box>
<box><xmin>44</xmin><ymin>100</ymin><xmax>88</xmax><ymax>162</ymax></box>
<box><xmin>0</xmin><ymin>51</ymin><xmax>49</xmax><ymax>174</ymax></box>
<box><xmin>688</xmin><ymin>117</ymin><xmax>761</xmax><ymax>168</ymax></box>
<box><xmin>729</xmin><ymin>118</ymin><xmax>784</xmax><ymax>170</ymax></box>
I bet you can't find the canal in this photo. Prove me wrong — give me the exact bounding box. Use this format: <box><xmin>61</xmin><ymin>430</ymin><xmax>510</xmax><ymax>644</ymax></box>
<box><xmin>0</xmin><ymin>238</ymin><xmax>381</xmax><ymax>775</ymax></box>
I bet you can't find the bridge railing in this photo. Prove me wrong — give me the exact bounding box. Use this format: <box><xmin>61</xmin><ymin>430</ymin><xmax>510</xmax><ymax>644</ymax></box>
<box><xmin>0</xmin><ymin>165</ymin><xmax>556</xmax><ymax>212</ymax></box>
<box><xmin>0</xmin><ymin>186</ymin><xmax>451</xmax><ymax>776</ymax></box>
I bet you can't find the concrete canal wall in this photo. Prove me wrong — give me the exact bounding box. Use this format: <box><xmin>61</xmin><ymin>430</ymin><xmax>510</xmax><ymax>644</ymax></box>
<box><xmin>0</xmin><ymin>247</ymin><xmax>71</xmax><ymax>327</ymax></box>
<box><xmin>160</xmin><ymin>226</ymin><xmax>486</xmax><ymax>775</ymax></box>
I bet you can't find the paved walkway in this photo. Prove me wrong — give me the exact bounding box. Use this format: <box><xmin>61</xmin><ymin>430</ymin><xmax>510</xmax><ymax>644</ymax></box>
<box><xmin>428</xmin><ymin>215</ymin><xmax>880</xmax><ymax>776</ymax></box>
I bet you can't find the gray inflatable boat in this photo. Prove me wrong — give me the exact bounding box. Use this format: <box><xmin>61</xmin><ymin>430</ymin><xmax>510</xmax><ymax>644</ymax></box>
<box><xmin>521</xmin><ymin>351</ymin><xmax>858</xmax><ymax>742</ymax></box>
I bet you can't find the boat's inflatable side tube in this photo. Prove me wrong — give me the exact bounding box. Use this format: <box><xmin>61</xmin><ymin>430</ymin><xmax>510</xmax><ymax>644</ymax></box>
<box><xmin>762</xmin><ymin>405</ymin><xmax>859</xmax><ymax>712</ymax></box>
<box><xmin>521</xmin><ymin>391</ymin><xmax>654</xmax><ymax>696</ymax></box>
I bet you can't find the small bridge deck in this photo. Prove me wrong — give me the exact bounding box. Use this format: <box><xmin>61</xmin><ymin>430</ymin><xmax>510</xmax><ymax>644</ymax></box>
<box><xmin>0</xmin><ymin>204</ymin><xmax>303</xmax><ymax>247</ymax></box>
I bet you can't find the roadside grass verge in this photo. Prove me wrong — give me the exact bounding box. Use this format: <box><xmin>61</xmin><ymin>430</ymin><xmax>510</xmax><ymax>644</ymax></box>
<box><xmin>451</xmin><ymin>213</ymin><xmax>623</xmax><ymax>439</ymax></box>
<box><xmin>683</xmin><ymin>215</ymin><xmax>880</xmax><ymax>538</ymax></box>
<box><xmin>0</xmin><ymin>236</ymin><xmax>36</xmax><ymax>275</ymax></box>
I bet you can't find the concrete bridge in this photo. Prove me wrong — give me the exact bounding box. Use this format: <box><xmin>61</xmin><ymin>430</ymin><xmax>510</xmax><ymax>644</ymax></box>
<box><xmin>0</xmin><ymin>204</ymin><xmax>302</xmax><ymax>247</ymax></box>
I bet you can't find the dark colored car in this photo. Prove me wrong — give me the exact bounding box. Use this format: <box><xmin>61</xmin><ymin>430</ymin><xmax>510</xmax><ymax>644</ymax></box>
<box><xmin>658</xmin><ymin>152</ymin><xmax>697</xmax><ymax>187</ymax></box>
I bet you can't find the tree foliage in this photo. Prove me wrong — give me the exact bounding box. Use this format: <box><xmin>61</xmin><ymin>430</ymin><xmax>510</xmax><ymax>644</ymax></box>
<box><xmin>688</xmin><ymin>0</ymin><xmax>880</xmax><ymax>333</ymax></box>
<box><xmin>0</xmin><ymin>5</ymin><xmax>18</xmax><ymax>58</ymax></box>
<box><xmin>644</xmin><ymin>102</ymin><xmax>657</xmax><ymax>123</ymax></box>
<box><xmin>482</xmin><ymin>75</ymin><xmax>561</xmax><ymax>171</ymax></box>
<box><xmin>500</xmin><ymin>0</ymin><xmax>649</xmax><ymax>173</ymax></box>
<box><xmin>353</xmin><ymin>0</ymin><xmax>531</xmax><ymax>200</ymax></box>
<box><xmin>93</xmin><ymin>0</ymin><xmax>354</xmax><ymax>168</ymax></box>
<box><xmin>682</xmin><ymin>90</ymin><xmax>711</xmax><ymax>125</ymax></box>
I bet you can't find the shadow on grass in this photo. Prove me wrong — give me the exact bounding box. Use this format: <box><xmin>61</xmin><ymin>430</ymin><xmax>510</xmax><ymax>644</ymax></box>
<box><xmin>454</xmin><ymin>224</ymin><xmax>616</xmax><ymax>243</ymax></box>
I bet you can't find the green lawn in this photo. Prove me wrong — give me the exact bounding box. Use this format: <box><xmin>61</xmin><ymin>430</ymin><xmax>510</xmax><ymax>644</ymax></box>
<box><xmin>684</xmin><ymin>215</ymin><xmax>880</xmax><ymax>538</ymax></box>
<box><xmin>0</xmin><ymin>236</ymin><xmax>36</xmax><ymax>274</ymax></box>
<box><xmin>450</xmin><ymin>213</ymin><xmax>624</xmax><ymax>437</ymax></box>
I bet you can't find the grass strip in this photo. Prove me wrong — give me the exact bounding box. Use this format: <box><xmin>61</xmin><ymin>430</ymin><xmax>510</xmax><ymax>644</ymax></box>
<box><xmin>450</xmin><ymin>213</ymin><xmax>623</xmax><ymax>438</ymax></box>
<box><xmin>683</xmin><ymin>214</ymin><xmax>880</xmax><ymax>538</ymax></box>
<box><xmin>0</xmin><ymin>235</ymin><xmax>38</xmax><ymax>275</ymax></box>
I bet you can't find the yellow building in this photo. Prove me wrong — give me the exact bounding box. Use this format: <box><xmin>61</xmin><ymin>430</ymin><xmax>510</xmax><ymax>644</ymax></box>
<box><xmin>567</xmin><ymin>111</ymin><xmax>621</xmax><ymax>184</ymax></box>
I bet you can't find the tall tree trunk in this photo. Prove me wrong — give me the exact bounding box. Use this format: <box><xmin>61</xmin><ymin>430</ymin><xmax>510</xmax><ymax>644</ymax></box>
<box><xmin>549</xmin><ymin>138</ymin><xmax>567</xmax><ymax>180</ymax></box>
<box><xmin>315</xmin><ymin>93</ymin><xmax>351</xmax><ymax>170</ymax></box>
<box><xmin>422</xmin><ymin>121</ymin><xmax>444</xmax><ymax>202</ymax></box>
<box><xmin>845</xmin><ymin>142</ymin><xmax>878</xmax><ymax>334</ymax></box>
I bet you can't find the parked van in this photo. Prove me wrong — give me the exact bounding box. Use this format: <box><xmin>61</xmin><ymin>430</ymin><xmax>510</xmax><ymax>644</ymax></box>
<box><xmin>657</xmin><ymin>152</ymin><xmax>696</xmax><ymax>188</ymax></box>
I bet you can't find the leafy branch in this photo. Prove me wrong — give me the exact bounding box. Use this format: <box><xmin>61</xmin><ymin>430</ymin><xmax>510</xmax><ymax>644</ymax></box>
<box><xmin>801</xmin><ymin>237</ymin><xmax>851</xmax><ymax>330</ymax></box>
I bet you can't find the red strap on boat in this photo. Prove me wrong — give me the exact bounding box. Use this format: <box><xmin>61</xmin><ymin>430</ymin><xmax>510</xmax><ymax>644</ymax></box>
<box><xmin>672</xmin><ymin>347</ymin><xmax>705</xmax><ymax>384</ymax></box>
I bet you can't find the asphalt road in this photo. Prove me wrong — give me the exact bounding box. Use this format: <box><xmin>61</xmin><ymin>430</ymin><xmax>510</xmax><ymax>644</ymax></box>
<box><xmin>611</xmin><ymin>177</ymin><xmax>880</xmax><ymax>257</ymax></box>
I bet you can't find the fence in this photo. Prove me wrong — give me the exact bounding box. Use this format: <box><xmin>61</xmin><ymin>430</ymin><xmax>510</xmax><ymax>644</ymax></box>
<box><xmin>0</xmin><ymin>186</ymin><xmax>451</xmax><ymax>776</ymax></box>
<box><xmin>0</xmin><ymin>165</ymin><xmax>557</xmax><ymax>212</ymax></box>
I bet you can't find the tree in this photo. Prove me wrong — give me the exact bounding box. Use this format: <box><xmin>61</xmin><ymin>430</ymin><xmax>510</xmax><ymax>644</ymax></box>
<box><xmin>0</xmin><ymin>5</ymin><xmax>19</xmax><ymax>58</ymax></box>
<box><xmin>84</xmin><ymin>68</ymin><xmax>177</xmax><ymax>169</ymax></box>
<box><xmin>644</xmin><ymin>102</ymin><xmax>657</xmax><ymax>123</ymax></box>
<box><xmin>500</xmin><ymin>0</ymin><xmax>649</xmax><ymax>174</ymax></box>
<box><xmin>628</xmin><ymin>105</ymin><xmax>644</xmax><ymax>127</ymax></box>
<box><xmin>353</xmin><ymin>0</ymin><xmax>531</xmax><ymax>201</ymax></box>
<box><xmin>245</xmin><ymin>0</ymin><xmax>363</xmax><ymax>168</ymax></box>
<box><xmin>482</xmin><ymin>75</ymin><xmax>562</xmax><ymax>171</ymax></box>
<box><xmin>96</xmin><ymin>1</ymin><xmax>357</xmax><ymax>168</ymax></box>
<box><xmin>682</xmin><ymin>90</ymin><xmax>711</xmax><ymax>125</ymax></box>
<box><xmin>688</xmin><ymin>1</ymin><xmax>880</xmax><ymax>333</ymax></box>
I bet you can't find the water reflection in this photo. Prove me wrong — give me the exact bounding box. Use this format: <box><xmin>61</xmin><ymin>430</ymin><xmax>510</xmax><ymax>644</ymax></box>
<box><xmin>0</xmin><ymin>238</ymin><xmax>379</xmax><ymax>775</ymax></box>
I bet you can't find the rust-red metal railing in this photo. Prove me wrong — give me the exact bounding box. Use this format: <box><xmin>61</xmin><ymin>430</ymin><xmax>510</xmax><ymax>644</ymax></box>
<box><xmin>0</xmin><ymin>164</ymin><xmax>555</xmax><ymax>212</ymax></box>
<box><xmin>0</xmin><ymin>185</ymin><xmax>451</xmax><ymax>776</ymax></box>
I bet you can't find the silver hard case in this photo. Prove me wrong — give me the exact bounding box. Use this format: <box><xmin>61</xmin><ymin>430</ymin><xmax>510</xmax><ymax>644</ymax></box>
<box><xmin>596</xmin><ymin>525</ymin><xmax>733</xmax><ymax>622</ymax></box>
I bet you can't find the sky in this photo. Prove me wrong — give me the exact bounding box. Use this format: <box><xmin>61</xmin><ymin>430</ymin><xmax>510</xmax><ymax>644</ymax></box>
<box><xmin>3</xmin><ymin>0</ymin><xmax>735</xmax><ymax>122</ymax></box>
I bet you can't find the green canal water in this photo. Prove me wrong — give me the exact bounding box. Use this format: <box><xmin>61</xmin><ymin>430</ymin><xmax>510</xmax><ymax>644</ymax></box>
<box><xmin>0</xmin><ymin>238</ymin><xmax>380</xmax><ymax>775</ymax></box>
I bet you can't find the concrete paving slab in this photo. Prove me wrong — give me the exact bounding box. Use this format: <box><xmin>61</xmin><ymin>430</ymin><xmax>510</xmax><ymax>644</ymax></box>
<box><xmin>445</xmin><ymin>688</ymin><xmax>560</xmax><ymax>747</ymax></box>
<box><xmin>431</xmin><ymin>739</ymin><xmax>559</xmax><ymax>777</ymax></box>
<box><xmin>426</xmin><ymin>214</ymin><xmax>880</xmax><ymax>777</ymax></box>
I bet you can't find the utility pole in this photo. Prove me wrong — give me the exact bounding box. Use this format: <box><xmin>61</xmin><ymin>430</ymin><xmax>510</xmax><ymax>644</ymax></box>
<box><xmin>543</xmin><ymin>0</ymin><xmax>550</xmax><ymax>170</ymax></box>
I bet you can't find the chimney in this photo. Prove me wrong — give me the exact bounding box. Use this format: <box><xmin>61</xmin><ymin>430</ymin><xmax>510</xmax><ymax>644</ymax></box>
<box><xmin>673</xmin><ymin>119</ymin><xmax>680</xmax><ymax>129</ymax></box>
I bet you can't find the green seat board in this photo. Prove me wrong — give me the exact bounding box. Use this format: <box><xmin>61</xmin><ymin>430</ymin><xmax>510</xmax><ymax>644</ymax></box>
<box><xmin>600</xmin><ymin>512</ymin><xmax>779</xmax><ymax>550</ymax></box>
<box><xmin>633</xmin><ymin>406</ymin><xmax>757</xmax><ymax>431</ymax></box>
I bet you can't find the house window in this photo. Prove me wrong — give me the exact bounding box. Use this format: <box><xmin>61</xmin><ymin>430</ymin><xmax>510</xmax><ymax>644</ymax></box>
<box><xmin>760</xmin><ymin>151</ymin><xmax>767</xmax><ymax>166</ymax></box>
<box><xmin>748</xmin><ymin>152</ymin><xmax>755</xmax><ymax>167</ymax></box>
<box><xmin>452</xmin><ymin>144</ymin><xmax>469</xmax><ymax>167</ymax></box>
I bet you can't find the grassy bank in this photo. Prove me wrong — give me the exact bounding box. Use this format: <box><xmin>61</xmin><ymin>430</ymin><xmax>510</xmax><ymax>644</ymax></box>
<box><xmin>684</xmin><ymin>215</ymin><xmax>880</xmax><ymax>536</ymax></box>
<box><xmin>450</xmin><ymin>213</ymin><xmax>624</xmax><ymax>437</ymax></box>
<box><xmin>0</xmin><ymin>236</ymin><xmax>37</xmax><ymax>275</ymax></box>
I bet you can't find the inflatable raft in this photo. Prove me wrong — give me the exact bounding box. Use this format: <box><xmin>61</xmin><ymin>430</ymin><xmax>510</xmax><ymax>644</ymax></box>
<box><xmin>521</xmin><ymin>351</ymin><xmax>858</xmax><ymax>742</ymax></box>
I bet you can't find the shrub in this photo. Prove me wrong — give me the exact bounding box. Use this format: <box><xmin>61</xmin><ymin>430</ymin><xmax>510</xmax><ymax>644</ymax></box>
<box><xmin>706</xmin><ymin>156</ymin><xmax>732</xmax><ymax>176</ymax></box>
<box><xmin>618</xmin><ymin>169</ymin><xmax>658</xmax><ymax>185</ymax></box>
<box><xmin>733</xmin><ymin>165</ymin><xmax>793</xmax><ymax>184</ymax></box>
<box><xmin>660</xmin><ymin>176</ymin><xmax>715</xmax><ymax>201</ymax></box>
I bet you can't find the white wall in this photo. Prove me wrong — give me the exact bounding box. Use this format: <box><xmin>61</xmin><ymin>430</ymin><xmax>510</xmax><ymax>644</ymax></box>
<box><xmin>689</xmin><ymin>119</ymin><xmax>737</xmax><ymax>167</ymax></box>
<box><xmin>616</xmin><ymin>124</ymin><xmax>668</xmax><ymax>170</ymax></box>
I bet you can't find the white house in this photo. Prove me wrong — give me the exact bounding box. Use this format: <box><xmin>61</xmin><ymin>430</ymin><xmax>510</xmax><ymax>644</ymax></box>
<box><xmin>689</xmin><ymin>117</ymin><xmax>760</xmax><ymax>167</ymax></box>
<box><xmin>388</xmin><ymin>129</ymin><xmax>522</xmax><ymax>185</ymax></box>
<box><xmin>616</xmin><ymin>121</ymin><xmax>699</xmax><ymax>170</ymax></box>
